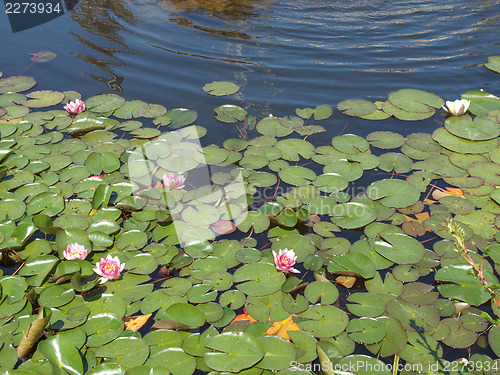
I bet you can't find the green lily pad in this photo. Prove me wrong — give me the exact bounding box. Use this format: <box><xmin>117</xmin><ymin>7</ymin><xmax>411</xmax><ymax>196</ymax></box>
<box><xmin>304</xmin><ymin>281</ymin><xmax>339</xmax><ymax>305</ymax></box>
<box><xmin>388</xmin><ymin>88</ymin><xmax>444</xmax><ymax>112</ymax></box>
<box><xmin>445</xmin><ymin>114</ymin><xmax>500</xmax><ymax>141</ymax></box>
<box><xmin>462</xmin><ymin>90</ymin><xmax>500</xmax><ymax>116</ymax></box>
<box><xmin>255</xmin><ymin>336</ymin><xmax>295</xmax><ymax>371</ymax></box>
<box><xmin>485</xmin><ymin>55</ymin><xmax>500</xmax><ymax>73</ymax></box>
<box><xmin>386</xmin><ymin>299</ymin><xmax>439</xmax><ymax>332</ymax></box>
<box><xmin>279</xmin><ymin>166</ymin><xmax>316</xmax><ymax>186</ymax></box>
<box><xmin>441</xmin><ymin>317</ymin><xmax>478</xmax><ymax>349</ymax></box>
<box><xmin>94</xmin><ymin>337</ymin><xmax>150</xmax><ymax>368</ymax></box>
<box><xmin>366</xmin><ymin>179</ymin><xmax>420</xmax><ymax>208</ymax></box>
<box><xmin>366</xmin><ymin>131</ymin><xmax>406</xmax><ymax>149</ymax></box>
<box><xmin>203</xmin><ymin>81</ymin><xmax>240</xmax><ymax>96</ymax></box>
<box><xmin>214</xmin><ymin>105</ymin><xmax>247</xmax><ymax>123</ymax></box>
<box><xmin>203</xmin><ymin>332</ymin><xmax>264</xmax><ymax>372</ymax></box>
<box><xmin>337</xmin><ymin>99</ymin><xmax>376</xmax><ymax>117</ymax></box>
<box><xmin>0</xmin><ymin>76</ymin><xmax>37</xmax><ymax>93</ymax></box>
<box><xmin>435</xmin><ymin>264</ymin><xmax>497</xmax><ymax>306</ymax></box>
<box><xmin>146</xmin><ymin>348</ymin><xmax>196</xmax><ymax>374</ymax></box>
<box><xmin>22</xmin><ymin>90</ymin><xmax>64</xmax><ymax>108</ymax></box>
<box><xmin>161</xmin><ymin>303</ymin><xmax>205</xmax><ymax>327</ymax></box>
<box><xmin>38</xmin><ymin>335</ymin><xmax>84</xmax><ymax>375</ymax></box>
<box><xmin>346</xmin><ymin>292</ymin><xmax>386</xmax><ymax>318</ymax></box>
<box><xmin>256</xmin><ymin>117</ymin><xmax>293</xmax><ymax>137</ymax></box>
<box><xmin>234</xmin><ymin>263</ymin><xmax>286</xmax><ymax>296</ymax></box>
<box><xmin>373</xmin><ymin>232</ymin><xmax>425</xmax><ymax>264</ymax></box>
<box><xmin>346</xmin><ymin>317</ymin><xmax>386</xmax><ymax>344</ymax></box>
<box><xmin>383</xmin><ymin>100</ymin><xmax>434</xmax><ymax>121</ymax></box>
<box><xmin>433</xmin><ymin>127</ymin><xmax>499</xmax><ymax>154</ymax></box>
<box><xmin>85</xmin><ymin>94</ymin><xmax>126</xmax><ymax>114</ymax></box>
<box><xmin>298</xmin><ymin>305</ymin><xmax>349</xmax><ymax>338</ymax></box>
<box><xmin>366</xmin><ymin>316</ymin><xmax>407</xmax><ymax>358</ymax></box>
<box><xmin>328</xmin><ymin>251</ymin><xmax>377</xmax><ymax>278</ymax></box>
<box><xmin>330</xmin><ymin>202</ymin><xmax>377</xmax><ymax>229</ymax></box>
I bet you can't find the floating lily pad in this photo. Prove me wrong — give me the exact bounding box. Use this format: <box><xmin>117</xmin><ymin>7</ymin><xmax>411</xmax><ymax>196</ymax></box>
<box><xmin>366</xmin><ymin>131</ymin><xmax>406</xmax><ymax>149</ymax></box>
<box><xmin>204</xmin><ymin>332</ymin><xmax>264</xmax><ymax>372</ymax></box>
<box><xmin>445</xmin><ymin>114</ymin><xmax>500</xmax><ymax>141</ymax></box>
<box><xmin>0</xmin><ymin>76</ymin><xmax>36</xmax><ymax>93</ymax></box>
<box><xmin>346</xmin><ymin>318</ymin><xmax>386</xmax><ymax>344</ymax></box>
<box><xmin>485</xmin><ymin>55</ymin><xmax>500</xmax><ymax>73</ymax></box>
<box><xmin>233</xmin><ymin>263</ymin><xmax>286</xmax><ymax>296</ymax></box>
<box><xmin>366</xmin><ymin>179</ymin><xmax>420</xmax><ymax>208</ymax></box>
<box><xmin>346</xmin><ymin>293</ymin><xmax>385</xmax><ymax>318</ymax></box>
<box><xmin>22</xmin><ymin>90</ymin><xmax>64</xmax><ymax>108</ymax></box>
<box><xmin>203</xmin><ymin>81</ymin><xmax>240</xmax><ymax>96</ymax></box>
<box><xmin>337</xmin><ymin>99</ymin><xmax>376</xmax><ymax>117</ymax></box>
<box><xmin>86</xmin><ymin>94</ymin><xmax>126</xmax><ymax>114</ymax></box>
<box><xmin>215</xmin><ymin>105</ymin><xmax>247</xmax><ymax>123</ymax></box>
<box><xmin>256</xmin><ymin>117</ymin><xmax>293</xmax><ymax>137</ymax></box>
<box><xmin>388</xmin><ymin>88</ymin><xmax>444</xmax><ymax>113</ymax></box>
<box><xmin>330</xmin><ymin>202</ymin><xmax>377</xmax><ymax>229</ymax></box>
<box><xmin>298</xmin><ymin>305</ymin><xmax>349</xmax><ymax>338</ymax></box>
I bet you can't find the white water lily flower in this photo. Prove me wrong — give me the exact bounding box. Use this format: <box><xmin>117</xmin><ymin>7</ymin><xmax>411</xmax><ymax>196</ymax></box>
<box><xmin>444</xmin><ymin>99</ymin><xmax>470</xmax><ymax>116</ymax></box>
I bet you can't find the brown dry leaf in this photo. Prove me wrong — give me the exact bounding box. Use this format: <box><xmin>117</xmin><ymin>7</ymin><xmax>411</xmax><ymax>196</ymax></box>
<box><xmin>403</xmin><ymin>214</ymin><xmax>417</xmax><ymax>223</ymax></box>
<box><xmin>335</xmin><ymin>275</ymin><xmax>356</xmax><ymax>288</ymax></box>
<box><xmin>445</xmin><ymin>187</ymin><xmax>464</xmax><ymax>196</ymax></box>
<box><xmin>432</xmin><ymin>188</ymin><xmax>465</xmax><ymax>200</ymax></box>
<box><xmin>415</xmin><ymin>212</ymin><xmax>430</xmax><ymax>223</ymax></box>
<box><xmin>123</xmin><ymin>313</ymin><xmax>152</xmax><ymax>331</ymax></box>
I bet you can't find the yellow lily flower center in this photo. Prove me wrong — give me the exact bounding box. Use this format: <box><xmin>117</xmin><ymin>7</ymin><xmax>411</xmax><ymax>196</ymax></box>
<box><xmin>104</xmin><ymin>264</ymin><xmax>116</xmax><ymax>271</ymax></box>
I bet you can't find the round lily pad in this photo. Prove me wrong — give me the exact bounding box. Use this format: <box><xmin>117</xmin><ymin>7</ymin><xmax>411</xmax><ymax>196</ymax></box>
<box><xmin>22</xmin><ymin>90</ymin><xmax>64</xmax><ymax>108</ymax></box>
<box><xmin>346</xmin><ymin>317</ymin><xmax>386</xmax><ymax>344</ymax></box>
<box><xmin>346</xmin><ymin>292</ymin><xmax>385</xmax><ymax>318</ymax></box>
<box><xmin>203</xmin><ymin>81</ymin><xmax>240</xmax><ymax>96</ymax></box>
<box><xmin>330</xmin><ymin>202</ymin><xmax>377</xmax><ymax>229</ymax></box>
<box><xmin>366</xmin><ymin>131</ymin><xmax>406</xmax><ymax>149</ymax></box>
<box><xmin>85</xmin><ymin>94</ymin><xmax>126</xmax><ymax>114</ymax></box>
<box><xmin>204</xmin><ymin>332</ymin><xmax>264</xmax><ymax>372</ymax></box>
<box><xmin>432</xmin><ymin>127</ymin><xmax>499</xmax><ymax>154</ymax></box>
<box><xmin>0</xmin><ymin>76</ymin><xmax>37</xmax><ymax>93</ymax></box>
<box><xmin>337</xmin><ymin>99</ymin><xmax>376</xmax><ymax>117</ymax></box>
<box><xmin>445</xmin><ymin>114</ymin><xmax>500</xmax><ymax>141</ymax></box>
<box><xmin>366</xmin><ymin>179</ymin><xmax>420</xmax><ymax>208</ymax></box>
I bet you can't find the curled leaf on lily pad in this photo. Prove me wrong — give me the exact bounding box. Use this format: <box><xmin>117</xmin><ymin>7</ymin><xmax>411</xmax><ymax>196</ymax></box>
<box><xmin>30</xmin><ymin>51</ymin><xmax>57</xmax><ymax>63</ymax></box>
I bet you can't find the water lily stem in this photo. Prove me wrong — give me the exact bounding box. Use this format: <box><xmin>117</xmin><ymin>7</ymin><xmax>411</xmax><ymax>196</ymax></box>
<box><xmin>393</xmin><ymin>354</ymin><xmax>400</xmax><ymax>375</ymax></box>
<box><xmin>445</xmin><ymin>219</ymin><xmax>500</xmax><ymax>308</ymax></box>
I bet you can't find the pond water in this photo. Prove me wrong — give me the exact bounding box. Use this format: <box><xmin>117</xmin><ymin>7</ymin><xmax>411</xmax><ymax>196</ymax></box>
<box><xmin>1</xmin><ymin>0</ymin><xmax>500</xmax><ymax>142</ymax></box>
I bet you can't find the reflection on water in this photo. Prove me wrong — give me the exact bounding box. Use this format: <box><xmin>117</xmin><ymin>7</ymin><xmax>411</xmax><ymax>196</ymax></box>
<box><xmin>158</xmin><ymin>0</ymin><xmax>270</xmax><ymax>20</ymax></box>
<box><xmin>68</xmin><ymin>0</ymin><xmax>142</xmax><ymax>92</ymax></box>
<box><xmin>2</xmin><ymin>0</ymin><xmax>497</xmax><ymax>137</ymax></box>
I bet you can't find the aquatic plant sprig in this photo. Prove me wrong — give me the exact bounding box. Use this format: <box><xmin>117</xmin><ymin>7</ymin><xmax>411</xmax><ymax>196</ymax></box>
<box><xmin>445</xmin><ymin>218</ymin><xmax>500</xmax><ymax>308</ymax></box>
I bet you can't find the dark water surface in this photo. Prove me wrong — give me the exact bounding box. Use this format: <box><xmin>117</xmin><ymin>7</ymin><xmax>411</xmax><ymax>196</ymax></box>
<box><xmin>1</xmin><ymin>0</ymin><xmax>500</xmax><ymax>140</ymax></box>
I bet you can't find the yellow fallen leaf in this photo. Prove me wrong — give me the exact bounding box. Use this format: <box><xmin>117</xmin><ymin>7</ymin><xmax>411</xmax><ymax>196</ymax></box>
<box><xmin>123</xmin><ymin>313</ymin><xmax>152</xmax><ymax>331</ymax></box>
<box><xmin>266</xmin><ymin>315</ymin><xmax>300</xmax><ymax>340</ymax></box>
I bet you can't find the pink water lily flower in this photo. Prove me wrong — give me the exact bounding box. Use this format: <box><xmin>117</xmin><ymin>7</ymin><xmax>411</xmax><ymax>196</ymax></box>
<box><xmin>163</xmin><ymin>173</ymin><xmax>186</xmax><ymax>190</ymax></box>
<box><xmin>94</xmin><ymin>254</ymin><xmax>125</xmax><ymax>284</ymax></box>
<box><xmin>273</xmin><ymin>248</ymin><xmax>300</xmax><ymax>274</ymax></box>
<box><xmin>63</xmin><ymin>99</ymin><xmax>85</xmax><ymax>115</ymax></box>
<box><xmin>63</xmin><ymin>243</ymin><xmax>88</xmax><ymax>260</ymax></box>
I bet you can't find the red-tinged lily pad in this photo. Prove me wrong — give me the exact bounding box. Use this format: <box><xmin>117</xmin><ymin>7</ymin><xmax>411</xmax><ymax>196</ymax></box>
<box><xmin>30</xmin><ymin>51</ymin><xmax>56</xmax><ymax>63</ymax></box>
